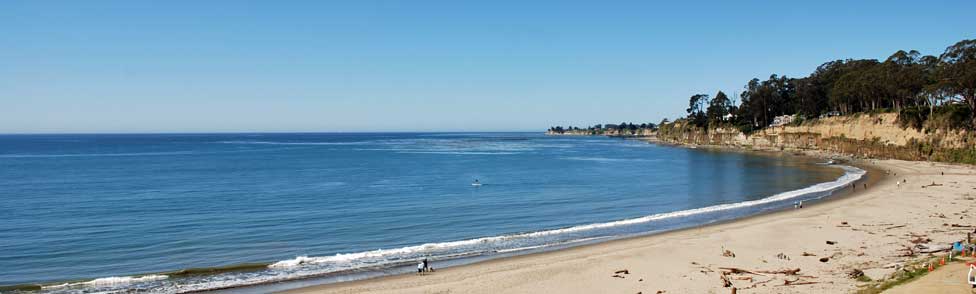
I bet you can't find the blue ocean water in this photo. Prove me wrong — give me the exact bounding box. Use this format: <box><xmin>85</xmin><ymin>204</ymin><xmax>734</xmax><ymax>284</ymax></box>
<box><xmin>0</xmin><ymin>133</ymin><xmax>861</xmax><ymax>293</ymax></box>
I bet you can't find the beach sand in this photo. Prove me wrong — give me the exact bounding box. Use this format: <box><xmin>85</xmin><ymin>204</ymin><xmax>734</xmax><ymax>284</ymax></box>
<box><xmin>282</xmin><ymin>159</ymin><xmax>976</xmax><ymax>294</ymax></box>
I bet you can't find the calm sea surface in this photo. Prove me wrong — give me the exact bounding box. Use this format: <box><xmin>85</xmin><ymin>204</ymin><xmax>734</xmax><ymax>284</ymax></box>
<box><xmin>0</xmin><ymin>133</ymin><xmax>861</xmax><ymax>293</ymax></box>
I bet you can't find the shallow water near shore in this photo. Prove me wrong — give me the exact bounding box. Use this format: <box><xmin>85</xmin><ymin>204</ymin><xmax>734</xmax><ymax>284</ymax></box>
<box><xmin>0</xmin><ymin>133</ymin><xmax>860</xmax><ymax>293</ymax></box>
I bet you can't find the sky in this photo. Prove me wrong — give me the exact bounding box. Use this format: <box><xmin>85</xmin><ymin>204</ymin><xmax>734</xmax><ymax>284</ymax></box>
<box><xmin>1</xmin><ymin>1</ymin><xmax>974</xmax><ymax>133</ymax></box>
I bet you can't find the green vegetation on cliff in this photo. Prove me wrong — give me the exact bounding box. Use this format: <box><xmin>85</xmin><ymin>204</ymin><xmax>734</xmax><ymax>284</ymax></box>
<box><xmin>680</xmin><ymin>39</ymin><xmax>976</xmax><ymax>133</ymax></box>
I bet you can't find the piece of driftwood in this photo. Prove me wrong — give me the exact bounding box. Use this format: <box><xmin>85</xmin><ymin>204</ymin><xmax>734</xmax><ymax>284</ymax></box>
<box><xmin>780</xmin><ymin>280</ymin><xmax>819</xmax><ymax>286</ymax></box>
<box><xmin>719</xmin><ymin>267</ymin><xmax>760</xmax><ymax>275</ymax></box>
<box><xmin>615</xmin><ymin>269</ymin><xmax>630</xmax><ymax>274</ymax></box>
<box><xmin>719</xmin><ymin>267</ymin><xmax>801</xmax><ymax>275</ymax></box>
<box><xmin>720</xmin><ymin>273</ymin><xmax>732</xmax><ymax>287</ymax></box>
<box><xmin>910</xmin><ymin>236</ymin><xmax>932</xmax><ymax>244</ymax></box>
<box><xmin>826</xmin><ymin>240</ymin><xmax>837</xmax><ymax>245</ymax></box>
<box><xmin>734</xmin><ymin>276</ymin><xmax>753</xmax><ymax>282</ymax></box>
<box><xmin>916</xmin><ymin>244</ymin><xmax>951</xmax><ymax>253</ymax></box>
<box><xmin>756</xmin><ymin>268</ymin><xmax>801</xmax><ymax>275</ymax></box>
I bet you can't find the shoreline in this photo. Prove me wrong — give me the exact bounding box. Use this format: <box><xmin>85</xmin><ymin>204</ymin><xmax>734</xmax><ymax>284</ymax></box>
<box><xmin>281</xmin><ymin>152</ymin><xmax>954</xmax><ymax>294</ymax></box>
<box><xmin>3</xmin><ymin>137</ymin><xmax>857</xmax><ymax>294</ymax></box>
<box><xmin>224</xmin><ymin>148</ymin><xmax>867</xmax><ymax>294</ymax></box>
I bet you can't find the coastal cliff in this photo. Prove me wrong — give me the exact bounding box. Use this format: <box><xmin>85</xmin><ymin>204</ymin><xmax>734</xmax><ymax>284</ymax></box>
<box><xmin>654</xmin><ymin>113</ymin><xmax>976</xmax><ymax>164</ymax></box>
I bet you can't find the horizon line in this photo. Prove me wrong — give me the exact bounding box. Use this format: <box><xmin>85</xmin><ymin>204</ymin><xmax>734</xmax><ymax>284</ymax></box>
<box><xmin>0</xmin><ymin>130</ymin><xmax>548</xmax><ymax>136</ymax></box>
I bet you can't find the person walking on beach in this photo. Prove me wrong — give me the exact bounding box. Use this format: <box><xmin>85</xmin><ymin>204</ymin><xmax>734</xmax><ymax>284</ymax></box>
<box><xmin>417</xmin><ymin>260</ymin><xmax>425</xmax><ymax>275</ymax></box>
<box><xmin>423</xmin><ymin>258</ymin><xmax>429</xmax><ymax>272</ymax></box>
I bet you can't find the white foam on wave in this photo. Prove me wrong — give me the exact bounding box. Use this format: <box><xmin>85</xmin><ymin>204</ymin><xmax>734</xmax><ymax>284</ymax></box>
<box><xmin>42</xmin><ymin>274</ymin><xmax>168</xmax><ymax>290</ymax></box>
<box><xmin>270</xmin><ymin>165</ymin><xmax>865</xmax><ymax>270</ymax></box>
<box><xmin>494</xmin><ymin>236</ymin><xmax>610</xmax><ymax>254</ymax></box>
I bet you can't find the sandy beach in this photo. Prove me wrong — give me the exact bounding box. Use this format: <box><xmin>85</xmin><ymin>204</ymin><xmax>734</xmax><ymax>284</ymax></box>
<box><xmin>282</xmin><ymin>158</ymin><xmax>976</xmax><ymax>294</ymax></box>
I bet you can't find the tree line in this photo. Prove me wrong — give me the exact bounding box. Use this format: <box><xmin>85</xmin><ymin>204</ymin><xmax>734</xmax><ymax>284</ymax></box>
<box><xmin>683</xmin><ymin>39</ymin><xmax>975</xmax><ymax>132</ymax></box>
<box><xmin>548</xmin><ymin>122</ymin><xmax>658</xmax><ymax>135</ymax></box>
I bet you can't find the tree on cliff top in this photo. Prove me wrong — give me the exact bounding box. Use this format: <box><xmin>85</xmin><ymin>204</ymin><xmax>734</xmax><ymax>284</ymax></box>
<box><xmin>686</xmin><ymin>93</ymin><xmax>709</xmax><ymax>127</ymax></box>
<box><xmin>706</xmin><ymin>91</ymin><xmax>732</xmax><ymax>127</ymax></box>
<box><xmin>937</xmin><ymin>39</ymin><xmax>976</xmax><ymax>126</ymax></box>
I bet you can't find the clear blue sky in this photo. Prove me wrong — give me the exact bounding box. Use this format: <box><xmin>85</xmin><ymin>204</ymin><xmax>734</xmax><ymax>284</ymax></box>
<box><xmin>2</xmin><ymin>1</ymin><xmax>973</xmax><ymax>133</ymax></box>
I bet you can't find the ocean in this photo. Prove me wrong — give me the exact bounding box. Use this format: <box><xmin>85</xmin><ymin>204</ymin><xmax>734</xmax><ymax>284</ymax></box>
<box><xmin>0</xmin><ymin>133</ymin><xmax>863</xmax><ymax>293</ymax></box>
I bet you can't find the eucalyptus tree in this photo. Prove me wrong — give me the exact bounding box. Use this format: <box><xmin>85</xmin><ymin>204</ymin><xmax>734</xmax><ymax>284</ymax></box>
<box><xmin>937</xmin><ymin>39</ymin><xmax>976</xmax><ymax>126</ymax></box>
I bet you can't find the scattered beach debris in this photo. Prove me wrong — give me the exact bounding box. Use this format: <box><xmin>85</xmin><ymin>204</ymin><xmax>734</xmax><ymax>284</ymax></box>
<box><xmin>776</xmin><ymin>253</ymin><xmax>790</xmax><ymax>260</ymax></box>
<box><xmin>915</xmin><ymin>243</ymin><xmax>951</xmax><ymax>253</ymax></box>
<box><xmin>802</xmin><ymin>252</ymin><xmax>817</xmax><ymax>256</ymax></box>
<box><xmin>896</xmin><ymin>244</ymin><xmax>917</xmax><ymax>257</ymax></box>
<box><xmin>718</xmin><ymin>267</ymin><xmax>801</xmax><ymax>275</ymax></box>
<box><xmin>716</xmin><ymin>267</ymin><xmax>810</xmax><ymax>290</ymax></box>
<box><xmin>819</xmin><ymin>257</ymin><xmax>830</xmax><ymax>262</ymax></box>
<box><xmin>781</xmin><ymin>278</ymin><xmax>818</xmax><ymax>286</ymax></box>
<box><xmin>734</xmin><ymin>276</ymin><xmax>753</xmax><ymax>282</ymax></box>
<box><xmin>722</xmin><ymin>248</ymin><xmax>736</xmax><ymax>258</ymax></box>
<box><xmin>826</xmin><ymin>240</ymin><xmax>837</xmax><ymax>245</ymax></box>
<box><xmin>909</xmin><ymin>236</ymin><xmax>931</xmax><ymax>244</ymax></box>
<box><xmin>615</xmin><ymin>269</ymin><xmax>630</xmax><ymax>275</ymax></box>
<box><xmin>847</xmin><ymin>268</ymin><xmax>864</xmax><ymax>279</ymax></box>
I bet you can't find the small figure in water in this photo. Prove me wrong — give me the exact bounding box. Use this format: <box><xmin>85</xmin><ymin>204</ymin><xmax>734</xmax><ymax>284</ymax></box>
<box><xmin>798</xmin><ymin>200</ymin><xmax>803</xmax><ymax>208</ymax></box>
<box><xmin>472</xmin><ymin>179</ymin><xmax>481</xmax><ymax>186</ymax></box>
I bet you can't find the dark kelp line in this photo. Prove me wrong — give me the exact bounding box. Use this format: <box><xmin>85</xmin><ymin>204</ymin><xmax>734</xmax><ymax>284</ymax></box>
<box><xmin>0</xmin><ymin>263</ymin><xmax>271</xmax><ymax>293</ymax></box>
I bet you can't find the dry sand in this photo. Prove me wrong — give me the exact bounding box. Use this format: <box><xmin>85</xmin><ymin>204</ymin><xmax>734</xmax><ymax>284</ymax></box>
<box><xmin>283</xmin><ymin>159</ymin><xmax>976</xmax><ymax>294</ymax></box>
